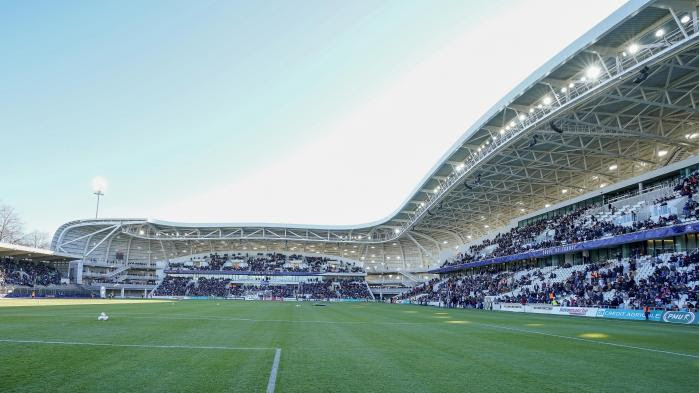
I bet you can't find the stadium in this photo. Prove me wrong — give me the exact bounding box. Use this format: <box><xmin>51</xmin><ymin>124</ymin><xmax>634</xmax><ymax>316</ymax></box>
<box><xmin>2</xmin><ymin>0</ymin><xmax>699</xmax><ymax>392</ymax></box>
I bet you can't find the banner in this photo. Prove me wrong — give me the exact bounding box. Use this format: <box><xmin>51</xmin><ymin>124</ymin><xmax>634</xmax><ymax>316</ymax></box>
<box><xmin>661</xmin><ymin>311</ymin><xmax>698</xmax><ymax>324</ymax></box>
<box><xmin>499</xmin><ymin>303</ymin><xmax>525</xmax><ymax>312</ymax></box>
<box><xmin>497</xmin><ymin>304</ymin><xmax>598</xmax><ymax>316</ymax></box>
<box><xmin>596</xmin><ymin>308</ymin><xmax>662</xmax><ymax>321</ymax></box>
<box><xmin>496</xmin><ymin>303</ymin><xmax>698</xmax><ymax>325</ymax></box>
<box><xmin>551</xmin><ymin>307</ymin><xmax>599</xmax><ymax>317</ymax></box>
<box><xmin>525</xmin><ymin>304</ymin><xmax>554</xmax><ymax>314</ymax></box>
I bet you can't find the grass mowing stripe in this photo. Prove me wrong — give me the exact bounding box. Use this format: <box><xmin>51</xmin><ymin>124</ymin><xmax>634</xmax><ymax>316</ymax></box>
<box><xmin>0</xmin><ymin>311</ymin><xmax>435</xmax><ymax>325</ymax></box>
<box><xmin>0</xmin><ymin>338</ymin><xmax>273</xmax><ymax>351</ymax></box>
<box><xmin>266</xmin><ymin>348</ymin><xmax>281</xmax><ymax>393</ymax></box>
<box><xmin>473</xmin><ymin>322</ymin><xmax>699</xmax><ymax>359</ymax></box>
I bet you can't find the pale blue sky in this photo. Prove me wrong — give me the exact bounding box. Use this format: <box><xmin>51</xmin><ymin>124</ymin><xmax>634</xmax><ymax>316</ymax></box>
<box><xmin>1</xmin><ymin>0</ymin><xmax>626</xmax><ymax>235</ymax></box>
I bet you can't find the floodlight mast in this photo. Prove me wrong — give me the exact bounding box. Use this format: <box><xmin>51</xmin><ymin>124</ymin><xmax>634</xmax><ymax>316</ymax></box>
<box><xmin>92</xmin><ymin>176</ymin><xmax>107</xmax><ymax>218</ymax></box>
<box><xmin>94</xmin><ymin>190</ymin><xmax>104</xmax><ymax>218</ymax></box>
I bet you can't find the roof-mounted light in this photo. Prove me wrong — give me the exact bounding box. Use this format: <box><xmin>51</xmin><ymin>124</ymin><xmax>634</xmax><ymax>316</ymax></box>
<box><xmin>585</xmin><ymin>65</ymin><xmax>601</xmax><ymax>80</ymax></box>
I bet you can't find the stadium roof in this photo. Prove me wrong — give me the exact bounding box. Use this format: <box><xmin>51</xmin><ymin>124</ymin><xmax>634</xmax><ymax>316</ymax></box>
<box><xmin>53</xmin><ymin>0</ymin><xmax>699</xmax><ymax>270</ymax></box>
<box><xmin>0</xmin><ymin>242</ymin><xmax>80</xmax><ymax>262</ymax></box>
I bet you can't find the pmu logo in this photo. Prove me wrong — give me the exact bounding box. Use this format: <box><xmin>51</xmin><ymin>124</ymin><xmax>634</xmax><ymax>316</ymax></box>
<box><xmin>662</xmin><ymin>311</ymin><xmax>696</xmax><ymax>324</ymax></box>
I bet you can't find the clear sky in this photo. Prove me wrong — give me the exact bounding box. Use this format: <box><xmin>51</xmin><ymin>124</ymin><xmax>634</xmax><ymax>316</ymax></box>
<box><xmin>1</xmin><ymin>0</ymin><xmax>627</xmax><ymax>235</ymax></box>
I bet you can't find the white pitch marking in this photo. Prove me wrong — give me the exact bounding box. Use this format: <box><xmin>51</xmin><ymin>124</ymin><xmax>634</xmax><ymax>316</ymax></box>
<box><xmin>0</xmin><ymin>338</ymin><xmax>273</xmax><ymax>351</ymax></box>
<box><xmin>266</xmin><ymin>348</ymin><xmax>282</xmax><ymax>393</ymax></box>
<box><xmin>474</xmin><ymin>322</ymin><xmax>699</xmax><ymax>359</ymax></box>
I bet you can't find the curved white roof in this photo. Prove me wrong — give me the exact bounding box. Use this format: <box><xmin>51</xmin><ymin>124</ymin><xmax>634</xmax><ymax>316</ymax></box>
<box><xmin>53</xmin><ymin>0</ymin><xmax>699</xmax><ymax>270</ymax></box>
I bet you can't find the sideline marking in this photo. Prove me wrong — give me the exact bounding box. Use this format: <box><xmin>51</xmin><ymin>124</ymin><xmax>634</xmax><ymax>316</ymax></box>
<box><xmin>266</xmin><ymin>348</ymin><xmax>282</xmax><ymax>393</ymax></box>
<box><xmin>475</xmin><ymin>322</ymin><xmax>699</xmax><ymax>359</ymax></box>
<box><xmin>0</xmin><ymin>338</ymin><xmax>272</xmax><ymax>351</ymax></box>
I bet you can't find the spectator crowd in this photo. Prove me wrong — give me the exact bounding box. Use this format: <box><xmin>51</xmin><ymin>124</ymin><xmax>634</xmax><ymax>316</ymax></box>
<box><xmin>0</xmin><ymin>257</ymin><xmax>62</xmax><ymax>287</ymax></box>
<box><xmin>400</xmin><ymin>252</ymin><xmax>699</xmax><ymax>311</ymax></box>
<box><xmin>443</xmin><ymin>173</ymin><xmax>699</xmax><ymax>268</ymax></box>
<box><xmin>168</xmin><ymin>253</ymin><xmax>364</xmax><ymax>274</ymax></box>
<box><xmin>154</xmin><ymin>276</ymin><xmax>371</xmax><ymax>300</ymax></box>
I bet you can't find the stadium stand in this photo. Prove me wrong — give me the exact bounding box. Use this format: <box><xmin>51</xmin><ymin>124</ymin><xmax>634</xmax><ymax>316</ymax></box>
<box><xmin>154</xmin><ymin>275</ymin><xmax>371</xmax><ymax>299</ymax></box>
<box><xmin>441</xmin><ymin>170</ymin><xmax>699</xmax><ymax>269</ymax></box>
<box><xmin>166</xmin><ymin>252</ymin><xmax>364</xmax><ymax>274</ymax></box>
<box><xmin>0</xmin><ymin>257</ymin><xmax>62</xmax><ymax>287</ymax></box>
<box><xmin>400</xmin><ymin>251</ymin><xmax>699</xmax><ymax>311</ymax></box>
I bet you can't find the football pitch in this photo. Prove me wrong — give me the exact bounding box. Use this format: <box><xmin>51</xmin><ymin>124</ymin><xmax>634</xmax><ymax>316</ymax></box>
<box><xmin>0</xmin><ymin>299</ymin><xmax>697</xmax><ymax>392</ymax></box>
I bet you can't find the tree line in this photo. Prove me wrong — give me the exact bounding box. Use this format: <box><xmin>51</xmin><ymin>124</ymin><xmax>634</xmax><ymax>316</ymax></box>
<box><xmin>0</xmin><ymin>201</ymin><xmax>51</xmax><ymax>249</ymax></box>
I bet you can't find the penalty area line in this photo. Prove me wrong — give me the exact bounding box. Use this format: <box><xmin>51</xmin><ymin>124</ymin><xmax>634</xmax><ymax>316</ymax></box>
<box><xmin>0</xmin><ymin>338</ymin><xmax>273</xmax><ymax>351</ymax></box>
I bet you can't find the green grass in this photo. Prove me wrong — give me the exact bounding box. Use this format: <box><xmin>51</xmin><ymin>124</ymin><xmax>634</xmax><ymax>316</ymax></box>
<box><xmin>0</xmin><ymin>299</ymin><xmax>697</xmax><ymax>392</ymax></box>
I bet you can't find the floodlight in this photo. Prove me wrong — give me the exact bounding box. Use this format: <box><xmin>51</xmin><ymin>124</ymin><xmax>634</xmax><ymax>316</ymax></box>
<box><xmin>542</xmin><ymin>96</ymin><xmax>552</xmax><ymax>105</ymax></box>
<box><xmin>628</xmin><ymin>43</ymin><xmax>639</xmax><ymax>54</ymax></box>
<box><xmin>499</xmin><ymin>128</ymin><xmax>505</xmax><ymax>134</ymax></box>
<box><xmin>92</xmin><ymin>176</ymin><xmax>107</xmax><ymax>193</ymax></box>
<box><xmin>518</xmin><ymin>114</ymin><xmax>526</xmax><ymax>121</ymax></box>
<box><xmin>585</xmin><ymin>65</ymin><xmax>601</xmax><ymax>79</ymax></box>
<box><xmin>655</xmin><ymin>28</ymin><xmax>665</xmax><ymax>37</ymax></box>
<box><xmin>561</xmin><ymin>189</ymin><xmax>568</xmax><ymax>194</ymax></box>
<box><xmin>657</xmin><ymin>150</ymin><xmax>668</xmax><ymax>157</ymax></box>
<box><xmin>609</xmin><ymin>164</ymin><xmax>617</xmax><ymax>171</ymax></box>
<box><xmin>681</xmin><ymin>15</ymin><xmax>690</xmax><ymax>24</ymax></box>
<box><xmin>560</xmin><ymin>87</ymin><xmax>567</xmax><ymax>93</ymax></box>
<box><xmin>545</xmin><ymin>204</ymin><xmax>551</xmax><ymax>208</ymax></box>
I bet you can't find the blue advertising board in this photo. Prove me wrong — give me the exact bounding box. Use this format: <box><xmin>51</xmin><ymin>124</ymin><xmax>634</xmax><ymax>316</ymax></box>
<box><xmin>595</xmin><ymin>308</ymin><xmax>662</xmax><ymax>322</ymax></box>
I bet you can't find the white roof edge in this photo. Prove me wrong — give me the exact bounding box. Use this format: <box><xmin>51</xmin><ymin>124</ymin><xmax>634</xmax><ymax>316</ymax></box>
<box><xmin>367</xmin><ymin>0</ymin><xmax>654</xmax><ymax>226</ymax></box>
<box><xmin>62</xmin><ymin>1</ymin><xmax>654</xmax><ymax>233</ymax></box>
